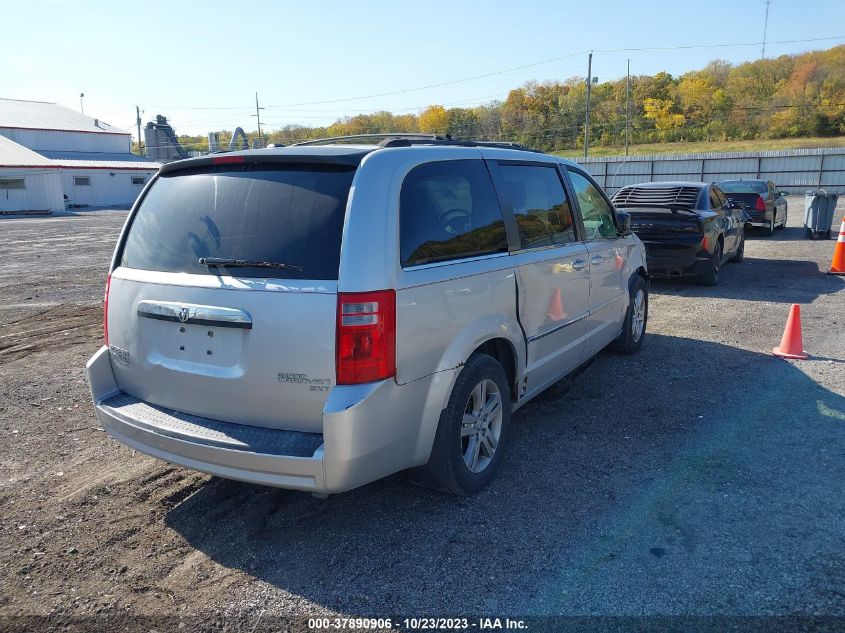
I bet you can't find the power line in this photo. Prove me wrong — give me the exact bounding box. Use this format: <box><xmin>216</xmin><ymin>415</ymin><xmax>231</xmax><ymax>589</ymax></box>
<box><xmin>594</xmin><ymin>34</ymin><xmax>844</xmax><ymax>53</ymax></box>
<box><xmin>136</xmin><ymin>35</ymin><xmax>845</xmax><ymax>115</ymax></box>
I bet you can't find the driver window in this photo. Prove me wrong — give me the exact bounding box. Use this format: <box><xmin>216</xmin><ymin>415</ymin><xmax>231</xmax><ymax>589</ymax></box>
<box><xmin>567</xmin><ymin>170</ymin><xmax>617</xmax><ymax>240</ymax></box>
<box><xmin>400</xmin><ymin>159</ymin><xmax>507</xmax><ymax>267</ymax></box>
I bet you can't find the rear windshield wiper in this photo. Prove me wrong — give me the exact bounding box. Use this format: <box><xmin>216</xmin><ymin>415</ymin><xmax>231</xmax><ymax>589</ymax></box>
<box><xmin>198</xmin><ymin>257</ymin><xmax>304</xmax><ymax>272</ymax></box>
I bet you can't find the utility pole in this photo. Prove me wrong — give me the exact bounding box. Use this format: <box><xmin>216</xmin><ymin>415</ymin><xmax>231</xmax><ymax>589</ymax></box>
<box><xmin>136</xmin><ymin>106</ymin><xmax>143</xmax><ymax>157</ymax></box>
<box><xmin>584</xmin><ymin>51</ymin><xmax>593</xmax><ymax>158</ymax></box>
<box><xmin>625</xmin><ymin>59</ymin><xmax>631</xmax><ymax>157</ymax></box>
<box><xmin>252</xmin><ymin>92</ymin><xmax>265</xmax><ymax>148</ymax></box>
<box><xmin>79</xmin><ymin>92</ymin><xmax>85</xmax><ymax>115</ymax></box>
<box><xmin>761</xmin><ymin>0</ymin><xmax>771</xmax><ymax>59</ymax></box>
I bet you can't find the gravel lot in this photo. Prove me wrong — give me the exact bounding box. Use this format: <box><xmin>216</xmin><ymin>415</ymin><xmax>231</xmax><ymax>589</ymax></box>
<box><xmin>1</xmin><ymin>200</ymin><xmax>844</xmax><ymax>630</ymax></box>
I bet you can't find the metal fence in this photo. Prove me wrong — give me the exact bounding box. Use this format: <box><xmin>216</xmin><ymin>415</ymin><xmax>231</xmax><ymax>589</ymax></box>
<box><xmin>576</xmin><ymin>147</ymin><xmax>845</xmax><ymax>196</ymax></box>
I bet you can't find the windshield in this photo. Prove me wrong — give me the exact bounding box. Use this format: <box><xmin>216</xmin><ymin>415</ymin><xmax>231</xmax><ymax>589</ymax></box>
<box><xmin>119</xmin><ymin>163</ymin><xmax>355</xmax><ymax>280</ymax></box>
<box><xmin>718</xmin><ymin>181</ymin><xmax>768</xmax><ymax>194</ymax></box>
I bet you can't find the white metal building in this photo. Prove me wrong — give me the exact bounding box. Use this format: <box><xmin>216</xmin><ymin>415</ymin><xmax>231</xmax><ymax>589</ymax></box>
<box><xmin>0</xmin><ymin>98</ymin><xmax>160</xmax><ymax>213</ymax></box>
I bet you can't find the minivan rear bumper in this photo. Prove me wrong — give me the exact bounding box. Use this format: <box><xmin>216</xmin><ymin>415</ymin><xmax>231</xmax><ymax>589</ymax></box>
<box><xmin>86</xmin><ymin>346</ymin><xmax>444</xmax><ymax>494</ymax></box>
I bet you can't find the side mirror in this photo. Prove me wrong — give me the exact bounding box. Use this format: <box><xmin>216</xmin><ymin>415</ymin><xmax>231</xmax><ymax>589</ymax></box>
<box><xmin>779</xmin><ymin>191</ymin><xmax>789</xmax><ymax>197</ymax></box>
<box><xmin>616</xmin><ymin>211</ymin><xmax>632</xmax><ymax>236</ymax></box>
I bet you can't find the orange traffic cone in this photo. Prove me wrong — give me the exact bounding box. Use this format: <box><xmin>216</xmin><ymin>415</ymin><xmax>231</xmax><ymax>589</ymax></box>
<box><xmin>772</xmin><ymin>304</ymin><xmax>808</xmax><ymax>360</ymax></box>
<box><xmin>828</xmin><ymin>216</ymin><xmax>845</xmax><ymax>275</ymax></box>
<box><xmin>546</xmin><ymin>288</ymin><xmax>566</xmax><ymax>321</ymax></box>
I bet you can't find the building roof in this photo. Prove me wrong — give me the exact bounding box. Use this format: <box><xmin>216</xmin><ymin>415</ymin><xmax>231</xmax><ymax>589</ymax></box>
<box><xmin>38</xmin><ymin>150</ymin><xmax>160</xmax><ymax>169</ymax></box>
<box><xmin>0</xmin><ymin>98</ymin><xmax>129</xmax><ymax>135</ymax></box>
<box><xmin>0</xmin><ymin>135</ymin><xmax>159</xmax><ymax>171</ymax></box>
<box><xmin>0</xmin><ymin>134</ymin><xmax>52</xmax><ymax>166</ymax></box>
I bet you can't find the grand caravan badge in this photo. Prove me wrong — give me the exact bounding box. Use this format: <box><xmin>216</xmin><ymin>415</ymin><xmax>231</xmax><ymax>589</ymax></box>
<box><xmin>277</xmin><ymin>372</ymin><xmax>332</xmax><ymax>392</ymax></box>
<box><xmin>109</xmin><ymin>345</ymin><xmax>132</xmax><ymax>366</ymax></box>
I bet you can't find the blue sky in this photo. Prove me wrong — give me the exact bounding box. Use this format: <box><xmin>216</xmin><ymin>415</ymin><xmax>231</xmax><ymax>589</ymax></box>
<box><xmin>3</xmin><ymin>0</ymin><xmax>844</xmax><ymax>139</ymax></box>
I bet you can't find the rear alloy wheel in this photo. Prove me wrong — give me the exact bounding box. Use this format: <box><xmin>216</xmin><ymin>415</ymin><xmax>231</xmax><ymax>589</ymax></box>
<box><xmin>611</xmin><ymin>275</ymin><xmax>648</xmax><ymax>354</ymax></box>
<box><xmin>461</xmin><ymin>379</ymin><xmax>503</xmax><ymax>474</ymax></box>
<box><xmin>417</xmin><ymin>353</ymin><xmax>511</xmax><ymax>495</ymax></box>
<box><xmin>698</xmin><ymin>240</ymin><xmax>722</xmax><ymax>286</ymax></box>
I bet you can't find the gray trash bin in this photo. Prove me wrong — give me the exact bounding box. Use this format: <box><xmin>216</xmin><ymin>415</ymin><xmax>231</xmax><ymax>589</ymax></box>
<box><xmin>804</xmin><ymin>190</ymin><xmax>838</xmax><ymax>239</ymax></box>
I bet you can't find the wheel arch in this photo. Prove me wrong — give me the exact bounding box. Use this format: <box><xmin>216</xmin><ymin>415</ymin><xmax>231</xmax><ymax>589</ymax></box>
<box><xmin>410</xmin><ymin>317</ymin><xmax>525</xmax><ymax>465</ymax></box>
<box><xmin>472</xmin><ymin>337</ymin><xmax>519</xmax><ymax>402</ymax></box>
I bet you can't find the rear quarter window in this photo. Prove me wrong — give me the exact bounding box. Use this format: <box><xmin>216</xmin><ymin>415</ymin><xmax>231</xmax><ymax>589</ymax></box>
<box><xmin>119</xmin><ymin>163</ymin><xmax>355</xmax><ymax>280</ymax></box>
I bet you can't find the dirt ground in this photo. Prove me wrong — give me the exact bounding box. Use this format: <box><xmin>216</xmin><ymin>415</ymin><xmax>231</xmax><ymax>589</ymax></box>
<box><xmin>1</xmin><ymin>201</ymin><xmax>844</xmax><ymax>631</ymax></box>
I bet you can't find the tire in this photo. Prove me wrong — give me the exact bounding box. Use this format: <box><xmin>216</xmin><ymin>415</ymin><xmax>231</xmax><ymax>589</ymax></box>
<box><xmin>778</xmin><ymin>205</ymin><xmax>787</xmax><ymax>230</ymax></box>
<box><xmin>417</xmin><ymin>353</ymin><xmax>512</xmax><ymax>496</ymax></box>
<box><xmin>768</xmin><ymin>214</ymin><xmax>776</xmax><ymax>236</ymax></box>
<box><xmin>698</xmin><ymin>240</ymin><xmax>722</xmax><ymax>286</ymax></box>
<box><xmin>611</xmin><ymin>275</ymin><xmax>648</xmax><ymax>355</ymax></box>
<box><xmin>730</xmin><ymin>233</ymin><xmax>745</xmax><ymax>263</ymax></box>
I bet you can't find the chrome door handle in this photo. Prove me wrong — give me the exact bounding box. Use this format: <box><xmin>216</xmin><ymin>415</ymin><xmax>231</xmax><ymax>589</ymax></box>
<box><xmin>572</xmin><ymin>259</ymin><xmax>588</xmax><ymax>270</ymax></box>
<box><xmin>590</xmin><ymin>255</ymin><xmax>606</xmax><ymax>265</ymax></box>
<box><xmin>572</xmin><ymin>259</ymin><xmax>587</xmax><ymax>270</ymax></box>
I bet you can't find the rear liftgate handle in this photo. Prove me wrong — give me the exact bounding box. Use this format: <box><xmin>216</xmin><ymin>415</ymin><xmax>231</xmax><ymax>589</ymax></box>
<box><xmin>136</xmin><ymin>300</ymin><xmax>253</xmax><ymax>330</ymax></box>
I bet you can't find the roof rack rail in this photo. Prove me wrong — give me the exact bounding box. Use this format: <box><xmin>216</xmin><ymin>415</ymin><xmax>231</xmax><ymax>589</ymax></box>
<box><xmin>292</xmin><ymin>133</ymin><xmax>442</xmax><ymax>146</ymax></box>
<box><xmin>377</xmin><ymin>137</ymin><xmax>543</xmax><ymax>153</ymax></box>
<box><xmin>291</xmin><ymin>132</ymin><xmax>543</xmax><ymax>154</ymax></box>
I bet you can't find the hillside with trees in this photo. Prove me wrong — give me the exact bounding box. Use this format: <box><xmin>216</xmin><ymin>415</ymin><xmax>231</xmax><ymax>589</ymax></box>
<box><xmin>173</xmin><ymin>45</ymin><xmax>845</xmax><ymax>154</ymax></box>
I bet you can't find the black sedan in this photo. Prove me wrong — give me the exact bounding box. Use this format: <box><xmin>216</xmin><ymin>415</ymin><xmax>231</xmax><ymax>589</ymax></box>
<box><xmin>612</xmin><ymin>181</ymin><xmax>747</xmax><ymax>286</ymax></box>
<box><xmin>717</xmin><ymin>179</ymin><xmax>788</xmax><ymax>236</ymax></box>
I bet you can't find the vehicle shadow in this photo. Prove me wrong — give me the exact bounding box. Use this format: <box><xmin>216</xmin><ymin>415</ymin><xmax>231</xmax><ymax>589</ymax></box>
<box><xmin>165</xmin><ymin>335</ymin><xmax>845</xmax><ymax>616</ymax></box>
<box><xmin>650</xmin><ymin>257</ymin><xmax>844</xmax><ymax>303</ymax></box>
<box><xmin>745</xmin><ymin>226</ymin><xmax>805</xmax><ymax>240</ymax></box>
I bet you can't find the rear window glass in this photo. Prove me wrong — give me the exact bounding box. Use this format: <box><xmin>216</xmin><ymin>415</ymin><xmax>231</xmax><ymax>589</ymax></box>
<box><xmin>400</xmin><ymin>160</ymin><xmax>507</xmax><ymax>267</ymax></box>
<box><xmin>119</xmin><ymin>163</ymin><xmax>355</xmax><ymax>280</ymax></box>
<box><xmin>718</xmin><ymin>181</ymin><xmax>768</xmax><ymax>194</ymax></box>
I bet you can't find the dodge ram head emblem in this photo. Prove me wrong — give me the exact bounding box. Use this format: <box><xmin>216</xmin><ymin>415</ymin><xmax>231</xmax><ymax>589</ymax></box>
<box><xmin>178</xmin><ymin>306</ymin><xmax>190</xmax><ymax>323</ymax></box>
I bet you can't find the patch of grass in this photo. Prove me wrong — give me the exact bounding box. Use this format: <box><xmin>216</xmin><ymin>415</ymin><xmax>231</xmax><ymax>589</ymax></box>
<box><xmin>555</xmin><ymin>136</ymin><xmax>845</xmax><ymax>159</ymax></box>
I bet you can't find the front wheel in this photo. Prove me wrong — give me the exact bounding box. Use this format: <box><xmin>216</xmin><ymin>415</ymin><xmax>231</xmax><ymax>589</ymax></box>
<box><xmin>778</xmin><ymin>206</ymin><xmax>788</xmax><ymax>230</ymax></box>
<box><xmin>768</xmin><ymin>214</ymin><xmax>776</xmax><ymax>236</ymax></box>
<box><xmin>418</xmin><ymin>353</ymin><xmax>512</xmax><ymax>495</ymax></box>
<box><xmin>611</xmin><ymin>275</ymin><xmax>648</xmax><ymax>355</ymax></box>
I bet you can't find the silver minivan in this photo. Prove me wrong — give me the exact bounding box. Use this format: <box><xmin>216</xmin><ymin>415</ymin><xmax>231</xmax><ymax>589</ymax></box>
<box><xmin>86</xmin><ymin>135</ymin><xmax>648</xmax><ymax>496</ymax></box>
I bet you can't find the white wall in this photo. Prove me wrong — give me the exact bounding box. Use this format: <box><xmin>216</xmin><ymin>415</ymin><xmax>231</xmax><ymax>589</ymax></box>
<box><xmin>0</xmin><ymin>128</ymin><xmax>130</xmax><ymax>153</ymax></box>
<box><xmin>0</xmin><ymin>168</ymin><xmax>64</xmax><ymax>212</ymax></box>
<box><xmin>62</xmin><ymin>169</ymin><xmax>156</xmax><ymax>207</ymax></box>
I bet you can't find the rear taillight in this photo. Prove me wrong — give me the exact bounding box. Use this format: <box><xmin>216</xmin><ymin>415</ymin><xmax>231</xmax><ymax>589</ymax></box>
<box><xmin>336</xmin><ymin>290</ymin><xmax>396</xmax><ymax>385</ymax></box>
<box><xmin>103</xmin><ymin>274</ymin><xmax>111</xmax><ymax>347</ymax></box>
<box><xmin>755</xmin><ymin>196</ymin><xmax>766</xmax><ymax>211</ymax></box>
